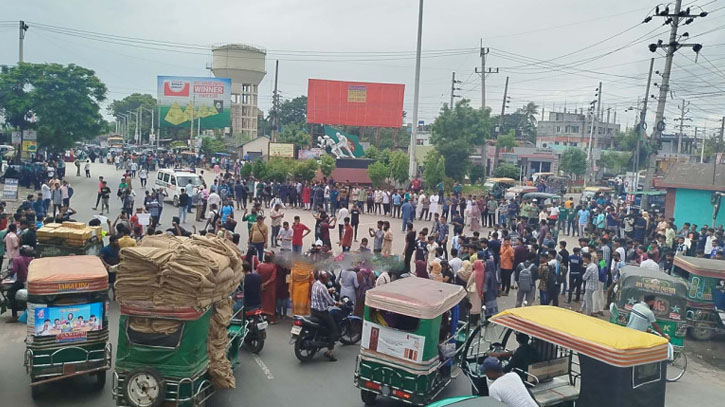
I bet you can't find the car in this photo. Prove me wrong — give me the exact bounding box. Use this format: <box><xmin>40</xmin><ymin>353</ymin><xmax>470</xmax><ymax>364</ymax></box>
<box><xmin>154</xmin><ymin>168</ymin><xmax>204</xmax><ymax>206</ymax></box>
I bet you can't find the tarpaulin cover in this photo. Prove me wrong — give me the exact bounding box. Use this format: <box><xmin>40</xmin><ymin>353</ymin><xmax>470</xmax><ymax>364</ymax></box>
<box><xmin>365</xmin><ymin>278</ymin><xmax>466</xmax><ymax>319</ymax></box>
<box><xmin>27</xmin><ymin>256</ymin><xmax>108</xmax><ymax>295</ymax></box>
<box><xmin>490</xmin><ymin>306</ymin><xmax>669</xmax><ymax>367</ymax></box>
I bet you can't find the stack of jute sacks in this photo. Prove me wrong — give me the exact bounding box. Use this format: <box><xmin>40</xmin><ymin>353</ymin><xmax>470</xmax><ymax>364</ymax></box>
<box><xmin>115</xmin><ymin>234</ymin><xmax>244</xmax><ymax>389</ymax></box>
<box><xmin>36</xmin><ymin>221</ymin><xmax>102</xmax><ymax>246</ymax></box>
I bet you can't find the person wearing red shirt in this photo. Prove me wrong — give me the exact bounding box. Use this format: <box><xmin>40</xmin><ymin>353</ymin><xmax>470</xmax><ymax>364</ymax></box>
<box><xmin>340</xmin><ymin>217</ymin><xmax>353</xmax><ymax>252</ymax></box>
<box><xmin>291</xmin><ymin>216</ymin><xmax>311</xmax><ymax>254</ymax></box>
<box><xmin>93</xmin><ymin>176</ymin><xmax>104</xmax><ymax>210</ymax></box>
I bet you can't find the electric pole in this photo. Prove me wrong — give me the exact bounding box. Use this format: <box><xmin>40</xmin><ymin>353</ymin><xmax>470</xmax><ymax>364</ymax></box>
<box><xmin>271</xmin><ymin>60</ymin><xmax>280</xmax><ymax>142</ymax></box>
<box><xmin>585</xmin><ymin>83</ymin><xmax>602</xmax><ymax>186</ymax></box>
<box><xmin>641</xmin><ymin>0</ymin><xmax>707</xmax><ymax>206</ymax></box>
<box><xmin>492</xmin><ymin>76</ymin><xmax>509</xmax><ymax>171</ymax></box>
<box><xmin>675</xmin><ymin>99</ymin><xmax>690</xmax><ymax>155</ymax></box>
<box><xmin>635</xmin><ymin>58</ymin><xmax>655</xmax><ymax>173</ymax></box>
<box><xmin>450</xmin><ymin>72</ymin><xmax>462</xmax><ymax>108</ymax></box>
<box><xmin>409</xmin><ymin>0</ymin><xmax>424</xmax><ymax>180</ymax></box>
<box><xmin>475</xmin><ymin>39</ymin><xmax>498</xmax><ymax>110</ymax></box>
<box><xmin>18</xmin><ymin>21</ymin><xmax>28</xmax><ymax>63</ymax></box>
<box><xmin>719</xmin><ymin>117</ymin><xmax>725</xmax><ymax>155</ymax></box>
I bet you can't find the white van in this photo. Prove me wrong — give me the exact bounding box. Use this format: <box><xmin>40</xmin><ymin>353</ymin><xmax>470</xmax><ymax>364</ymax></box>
<box><xmin>154</xmin><ymin>169</ymin><xmax>204</xmax><ymax>206</ymax></box>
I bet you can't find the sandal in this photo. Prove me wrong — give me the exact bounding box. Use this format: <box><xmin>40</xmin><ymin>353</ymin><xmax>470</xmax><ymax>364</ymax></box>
<box><xmin>324</xmin><ymin>352</ymin><xmax>338</xmax><ymax>362</ymax></box>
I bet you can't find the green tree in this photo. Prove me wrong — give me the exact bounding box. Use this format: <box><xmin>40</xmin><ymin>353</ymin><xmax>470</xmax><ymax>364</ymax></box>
<box><xmin>277</xmin><ymin>122</ymin><xmax>311</xmax><ymax>147</ymax></box>
<box><xmin>364</xmin><ymin>145</ymin><xmax>380</xmax><ymax>160</ymax></box>
<box><xmin>252</xmin><ymin>159</ymin><xmax>268</xmax><ymax>179</ymax></box>
<box><xmin>108</xmin><ymin>93</ymin><xmax>157</xmax><ymax>141</ymax></box>
<box><xmin>496</xmin><ymin>132</ymin><xmax>519</xmax><ymax>150</ymax></box>
<box><xmin>277</xmin><ymin>96</ymin><xmax>307</xmax><ymax>127</ymax></box>
<box><xmin>431</xmin><ymin>99</ymin><xmax>491</xmax><ymax>181</ymax></box>
<box><xmin>200</xmin><ymin>136</ymin><xmax>226</xmax><ymax>156</ymax></box>
<box><xmin>267</xmin><ymin>157</ymin><xmax>294</xmax><ymax>182</ymax></box>
<box><xmin>423</xmin><ymin>150</ymin><xmax>446</xmax><ymax>189</ymax></box>
<box><xmin>492</xmin><ymin>163</ymin><xmax>520</xmax><ymax>179</ymax></box>
<box><xmin>367</xmin><ymin>161</ymin><xmax>390</xmax><ymax>188</ymax></box>
<box><xmin>292</xmin><ymin>159</ymin><xmax>319</xmax><ymax>182</ymax></box>
<box><xmin>319</xmin><ymin>155</ymin><xmax>337</xmax><ymax>177</ymax></box>
<box><xmin>598</xmin><ymin>151</ymin><xmax>631</xmax><ymax>175</ymax></box>
<box><xmin>469</xmin><ymin>164</ymin><xmax>485</xmax><ymax>184</ymax></box>
<box><xmin>559</xmin><ymin>148</ymin><xmax>587</xmax><ymax>176</ymax></box>
<box><xmin>0</xmin><ymin>63</ymin><xmax>107</xmax><ymax>151</ymax></box>
<box><xmin>388</xmin><ymin>150</ymin><xmax>410</xmax><ymax>184</ymax></box>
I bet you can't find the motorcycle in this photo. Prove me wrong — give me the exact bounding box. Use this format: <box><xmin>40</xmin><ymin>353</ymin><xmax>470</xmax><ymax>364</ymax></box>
<box><xmin>290</xmin><ymin>296</ymin><xmax>362</xmax><ymax>362</ymax></box>
<box><xmin>0</xmin><ymin>270</ymin><xmax>26</xmax><ymax>316</ymax></box>
<box><xmin>244</xmin><ymin>308</ymin><xmax>268</xmax><ymax>354</ymax></box>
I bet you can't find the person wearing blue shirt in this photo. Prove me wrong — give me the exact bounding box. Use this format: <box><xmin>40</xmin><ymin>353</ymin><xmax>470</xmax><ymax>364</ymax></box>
<box><xmin>329</xmin><ymin>187</ymin><xmax>339</xmax><ymax>215</ymax></box>
<box><xmin>220</xmin><ymin>200</ymin><xmax>234</xmax><ymax>223</ymax></box>
<box><xmin>33</xmin><ymin>192</ymin><xmax>46</xmax><ymax>220</ymax></box>
<box><xmin>577</xmin><ymin>206</ymin><xmax>590</xmax><ymax>237</ymax></box>
<box><xmin>400</xmin><ymin>199</ymin><xmax>414</xmax><ymax>232</ymax></box>
<box><xmin>392</xmin><ymin>191</ymin><xmax>402</xmax><ymax>218</ymax></box>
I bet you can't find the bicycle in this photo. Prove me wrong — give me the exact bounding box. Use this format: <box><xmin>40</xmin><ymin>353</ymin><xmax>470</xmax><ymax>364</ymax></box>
<box><xmin>666</xmin><ymin>344</ymin><xmax>687</xmax><ymax>382</ymax></box>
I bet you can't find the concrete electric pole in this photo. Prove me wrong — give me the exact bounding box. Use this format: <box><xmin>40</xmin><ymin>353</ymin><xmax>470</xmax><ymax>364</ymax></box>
<box><xmin>474</xmin><ymin>39</ymin><xmax>498</xmax><ymax>110</ymax></box>
<box><xmin>450</xmin><ymin>72</ymin><xmax>461</xmax><ymax>108</ymax></box>
<box><xmin>634</xmin><ymin>58</ymin><xmax>655</xmax><ymax>173</ymax></box>
<box><xmin>18</xmin><ymin>21</ymin><xmax>28</xmax><ymax>63</ymax></box>
<box><xmin>675</xmin><ymin>99</ymin><xmax>690</xmax><ymax>155</ymax></box>
<box><xmin>585</xmin><ymin>83</ymin><xmax>602</xmax><ymax>186</ymax></box>
<box><xmin>271</xmin><ymin>60</ymin><xmax>280</xmax><ymax>142</ymax></box>
<box><xmin>409</xmin><ymin>0</ymin><xmax>424</xmax><ymax>180</ymax></box>
<box><xmin>492</xmin><ymin>76</ymin><xmax>509</xmax><ymax>171</ymax></box>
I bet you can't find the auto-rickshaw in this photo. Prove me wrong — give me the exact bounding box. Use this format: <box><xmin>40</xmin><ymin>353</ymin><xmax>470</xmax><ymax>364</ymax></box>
<box><xmin>504</xmin><ymin>185</ymin><xmax>537</xmax><ymax>200</ymax></box>
<box><xmin>483</xmin><ymin>178</ymin><xmax>517</xmax><ymax>199</ymax></box>
<box><xmin>112</xmin><ymin>302</ymin><xmax>245</xmax><ymax>407</ymax></box>
<box><xmin>580</xmin><ymin>186</ymin><xmax>615</xmax><ymax>203</ymax></box>
<box><xmin>461</xmin><ymin>306</ymin><xmax>670</xmax><ymax>407</ymax></box>
<box><xmin>24</xmin><ymin>256</ymin><xmax>112</xmax><ymax>399</ymax></box>
<box><xmin>673</xmin><ymin>254</ymin><xmax>725</xmax><ymax>341</ymax></box>
<box><xmin>609</xmin><ymin>265</ymin><xmax>688</xmax><ymax>381</ymax></box>
<box><xmin>353</xmin><ymin>277</ymin><xmax>467</xmax><ymax>406</ymax></box>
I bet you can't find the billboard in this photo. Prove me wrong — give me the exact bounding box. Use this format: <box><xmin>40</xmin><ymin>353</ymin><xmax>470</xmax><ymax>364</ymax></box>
<box><xmin>269</xmin><ymin>142</ymin><xmax>295</xmax><ymax>158</ymax></box>
<box><xmin>307</xmin><ymin>79</ymin><xmax>404</xmax><ymax>128</ymax></box>
<box><xmin>157</xmin><ymin>76</ymin><xmax>232</xmax><ymax>128</ymax></box>
<box><xmin>34</xmin><ymin>302</ymin><xmax>104</xmax><ymax>343</ymax></box>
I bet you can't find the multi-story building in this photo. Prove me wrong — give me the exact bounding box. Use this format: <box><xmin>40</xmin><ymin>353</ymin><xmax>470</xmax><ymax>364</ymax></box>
<box><xmin>536</xmin><ymin>111</ymin><xmax>620</xmax><ymax>152</ymax></box>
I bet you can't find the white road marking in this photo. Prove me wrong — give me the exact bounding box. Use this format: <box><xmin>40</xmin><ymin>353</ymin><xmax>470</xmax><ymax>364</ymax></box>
<box><xmin>253</xmin><ymin>355</ymin><xmax>274</xmax><ymax>380</ymax></box>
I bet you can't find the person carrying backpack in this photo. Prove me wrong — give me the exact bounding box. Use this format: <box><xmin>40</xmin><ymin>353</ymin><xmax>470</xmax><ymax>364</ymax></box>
<box><xmin>514</xmin><ymin>253</ymin><xmax>538</xmax><ymax>307</ymax></box>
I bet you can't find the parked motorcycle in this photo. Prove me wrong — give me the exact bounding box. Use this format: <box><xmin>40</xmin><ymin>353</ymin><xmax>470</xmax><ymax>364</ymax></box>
<box><xmin>290</xmin><ymin>296</ymin><xmax>362</xmax><ymax>362</ymax></box>
<box><xmin>0</xmin><ymin>270</ymin><xmax>26</xmax><ymax>316</ymax></box>
<box><xmin>244</xmin><ymin>308</ymin><xmax>268</xmax><ymax>354</ymax></box>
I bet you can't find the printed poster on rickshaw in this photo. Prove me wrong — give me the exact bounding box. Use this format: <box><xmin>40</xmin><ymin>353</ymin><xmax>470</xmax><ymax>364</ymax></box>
<box><xmin>361</xmin><ymin>320</ymin><xmax>425</xmax><ymax>364</ymax></box>
<box><xmin>34</xmin><ymin>302</ymin><xmax>104</xmax><ymax>343</ymax></box>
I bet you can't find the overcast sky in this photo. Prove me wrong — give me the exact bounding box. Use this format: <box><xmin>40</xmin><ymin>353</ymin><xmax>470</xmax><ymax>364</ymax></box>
<box><xmin>1</xmin><ymin>0</ymin><xmax>724</xmax><ymax>136</ymax></box>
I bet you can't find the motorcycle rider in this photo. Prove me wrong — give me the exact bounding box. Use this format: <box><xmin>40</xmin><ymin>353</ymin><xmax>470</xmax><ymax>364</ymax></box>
<box><xmin>310</xmin><ymin>271</ymin><xmax>340</xmax><ymax>361</ymax></box>
<box><xmin>5</xmin><ymin>245</ymin><xmax>34</xmax><ymax>323</ymax></box>
<box><xmin>242</xmin><ymin>261</ymin><xmax>262</xmax><ymax>311</ymax></box>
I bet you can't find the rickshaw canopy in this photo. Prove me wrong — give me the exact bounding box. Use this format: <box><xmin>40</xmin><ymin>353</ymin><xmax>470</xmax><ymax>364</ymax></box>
<box><xmin>583</xmin><ymin>186</ymin><xmax>614</xmax><ymax>193</ymax></box>
<box><xmin>522</xmin><ymin>192</ymin><xmax>562</xmax><ymax>201</ymax></box>
<box><xmin>618</xmin><ymin>265</ymin><xmax>689</xmax><ymax>300</ymax></box>
<box><xmin>490</xmin><ymin>306</ymin><xmax>669</xmax><ymax>367</ymax></box>
<box><xmin>674</xmin><ymin>254</ymin><xmax>725</xmax><ymax>278</ymax></box>
<box><xmin>365</xmin><ymin>278</ymin><xmax>466</xmax><ymax>319</ymax></box>
<box><xmin>27</xmin><ymin>255</ymin><xmax>108</xmax><ymax>295</ymax></box>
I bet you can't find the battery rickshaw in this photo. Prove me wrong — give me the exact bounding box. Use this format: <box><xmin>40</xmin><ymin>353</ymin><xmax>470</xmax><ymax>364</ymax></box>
<box><xmin>461</xmin><ymin>306</ymin><xmax>670</xmax><ymax>407</ymax></box>
<box><xmin>353</xmin><ymin>277</ymin><xmax>467</xmax><ymax>406</ymax></box>
<box><xmin>673</xmin><ymin>254</ymin><xmax>725</xmax><ymax>340</ymax></box>
<box><xmin>609</xmin><ymin>265</ymin><xmax>689</xmax><ymax>381</ymax></box>
<box><xmin>24</xmin><ymin>256</ymin><xmax>112</xmax><ymax>399</ymax></box>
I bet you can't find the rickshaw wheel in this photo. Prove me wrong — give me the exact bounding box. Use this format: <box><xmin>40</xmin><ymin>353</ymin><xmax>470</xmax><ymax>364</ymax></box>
<box><xmin>293</xmin><ymin>337</ymin><xmax>317</xmax><ymax>361</ymax></box>
<box><xmin>360</xmin><ymin>389</ymin><xmax>377</xmax><ymax>405</ymax></box>
<box><xmin>124</xmin><ymin>367</ymin><xmax>166</xmax><ymax>407</ymax></box>
<box><xmin>339</xmin><ymin>319</ymin><xmax>362</xmax><ymax>345</ymax></box>
<box><xmin>93</xmin><ymin>370</ymin><xmax>107</xmax><ymax>390</ymax></box>
<box><xmin>666</xmin><ymin>348</ymin><xmax>687</xmax><ymax>382</ymax></box>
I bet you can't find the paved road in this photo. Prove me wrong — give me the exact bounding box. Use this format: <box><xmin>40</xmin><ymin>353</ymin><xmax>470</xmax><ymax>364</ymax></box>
<box><xmin>1</xmin><ymin>162</ymin><xmax>724</xmax><ymax>406</ymax></box>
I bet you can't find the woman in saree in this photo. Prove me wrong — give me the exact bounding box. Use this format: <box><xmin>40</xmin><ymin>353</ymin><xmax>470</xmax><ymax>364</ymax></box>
<box><xmin>289</xmin><ymin>262</ymin><xmax>314</xmax><ymax>316</ymax></box>
<box><xmin>469</xmin><ymin>201</ymin><xmax>481</xmax><ymax>233</ymax></box>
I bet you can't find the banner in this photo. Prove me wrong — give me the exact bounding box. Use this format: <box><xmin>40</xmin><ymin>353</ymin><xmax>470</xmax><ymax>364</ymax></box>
<box><xmin>269</xmin><ymin>142</ymin><xmax>295</xmax><ymax>158</ymax></box>
<box><xmin>307</xmin><ymin>79</ymin><xmax>405</xmax><ymax>128</ymax></box>
<box><xmin>22</xmin><ymin>140</ymin><xmax>37</xmax><ymax>153</ymax></box>
<box><xmin>322</xmin><ymin>126</ymin><xmax>365</xmax><ymax>158</ymax></box>
<box><xmin>2</xmin><ymin>178</ymin><xmax>18</xmax><ymax>200</ymax></box>
<box><xmin>298</xmin><ymin>148</ymin><xmax>325</xmax><ymax>160</ymax></box>
<box><xmin>34</xmin><ymin>302</ymin><xmax>104</xmax><ymax>343</ymax></box>
<box><xmin>361</xmin><ymin>320</ymin><xmax>425</xmax><ymax>364</ymax></box>
<box><xmin>11</xmin><ymin>131</ymin><xmax>21</xmax><ymax>144</ymax></box>
<box><xmin>157</xmin><ymin>76</ymin><xmax>232</xmax><ymax>128</ymax></box>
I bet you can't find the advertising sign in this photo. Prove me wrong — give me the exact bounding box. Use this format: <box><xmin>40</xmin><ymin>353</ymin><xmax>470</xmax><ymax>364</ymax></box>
<box><xmin>269</xmin><ymin>142</ymin><xmax>295</xmax><ymax>158</ymax></box>
<box><xmin>157</xmin><ymin>76</ymin><xmax>232</xmax><ymax>128</ymax></box>
<box><xmin>23</xmin><ymin>130</ymin><xmax>37</xmax><ymax>141</ymax></box>
<box><xmin>624</xmin><ymin>171</ymin><xmax>639</xmax><ymax>194</ymax></box>
<box><xmin>361</xmin><ymin>320</ymin><xmax>425</xmax><ymax>364</ymax></box>
<box><xmin>307</xmin><ymin>79</ymin><xmax>405</xmax><ymax>128</ymax></box>
<box><xmin>2</xmin><ymin>178</ymin><xmax>18</xmax><ymax>200</ymax></box>
<box><xmin>22</xmin><ymin>140</ymin><xmax>37</xmax><ymax>153</ymax></box>
<box><xmin>298</xmin><ymin>148</ymin><xmax>325</xmax><ymax>160</ymax></box>
<box><xmin>322</xmin><ymin>126</ymin><xmax>365</xmax><ymax>158</ymax></box>
<box><xmin>11</xmin><ymin>131</ymin><xmax>21</xmax><ymax>144</ymax></box>
<box><xmin>34</xmin><ymin>302</ymin><xmax>104</xmax><ymax>343</ymax></box>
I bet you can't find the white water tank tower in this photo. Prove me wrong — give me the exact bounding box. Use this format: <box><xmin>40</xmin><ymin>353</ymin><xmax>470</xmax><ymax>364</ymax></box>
<box><xmin>211</xmin><ymin>44</ymin><xmax>266</xmax><ymax>140</ymax></box>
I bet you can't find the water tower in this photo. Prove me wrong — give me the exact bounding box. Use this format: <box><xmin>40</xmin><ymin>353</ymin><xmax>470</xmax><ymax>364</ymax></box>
<box><xmin>211</xmin><ymin>44</ymin><xmax>266</xmax><ymax>141</ymax></box>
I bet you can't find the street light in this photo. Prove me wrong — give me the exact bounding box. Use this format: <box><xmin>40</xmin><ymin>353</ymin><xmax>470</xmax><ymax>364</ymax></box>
<box><xmin>140</xmin><ymin>106</ymin><xmax>156</xmax><ymax>146</ymax></box>
<box><xmin>127</xmin><ymin>111</ymin><xmax>139</xmax><ymax>144</ymax></box>
<box><xmin>117</xmin><ymin>113</ymin><xmax>129</xmax><ymax>140</ymax></box>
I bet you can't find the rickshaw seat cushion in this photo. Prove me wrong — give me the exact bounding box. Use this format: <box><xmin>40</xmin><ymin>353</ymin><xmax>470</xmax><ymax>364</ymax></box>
<box><xmin>531</xmin><ymin>377</ymin><xmax>579</xmax><ymax>407</ymax></box>
<box><xmin>526</xmin><ymin>357</ymin><xmax>569</xmax><ymax>383</ymax></box>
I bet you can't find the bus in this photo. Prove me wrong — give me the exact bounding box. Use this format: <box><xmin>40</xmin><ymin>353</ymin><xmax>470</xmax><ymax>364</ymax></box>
<box><xmin>107</xmin><ymin>136</ymin><xmax>124</xmax><ymax>148</ymax></box>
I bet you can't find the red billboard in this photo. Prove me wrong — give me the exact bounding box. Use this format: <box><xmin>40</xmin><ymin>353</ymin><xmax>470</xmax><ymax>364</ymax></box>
<box><xmin>307</xmin><ymin>79</ymin><xmax>405</xmax><ymax>128</ymax></box>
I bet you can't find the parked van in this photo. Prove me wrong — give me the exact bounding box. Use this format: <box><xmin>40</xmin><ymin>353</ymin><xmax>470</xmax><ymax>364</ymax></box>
<box><xmin>154</xmin><ymin>169</ymin><xmax>203</xmax><ymax>206</ymax></box>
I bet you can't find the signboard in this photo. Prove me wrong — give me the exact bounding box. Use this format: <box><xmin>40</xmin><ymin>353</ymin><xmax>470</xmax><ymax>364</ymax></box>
<box><xmin>269</xmin><ymin>142</ymin><xmax>295</xmax><ymax>158</ymax></box>
<box><xmin>307</xmin><ymin>79</ymin><xmax>405</xmax><ymax>128</ymax></box>
<box><xmin>157</xmin><ymin>76</ymin><xmax>232</xmax><ymax>128</ymax></box>
<box><xmin>2</xmin><ymin>178</ymin><xmax>18</xmax><ymax>200</ymax></box>
<box><xmin>23</xmin><ymin>130</ymin><xmax>37</xmax><ymax>141</ymax></box>
<box><xmin>22</xmin><ymin>140</ymin><xmax>37</xmax><ymax>153</ymax></box>
<box><xmin>298</xmin><ymin>148</ymin><xmax>325</xmax><ymax>160</ymax></box>
<box><xmin>361</xmin><ymin>320</ymin><xmax>425</xmax><ymax>364</ymax></box>
<box><xmin>624</xmin><ymin>171</ymin><xmax>639</xmax><ymax>194</ymax></box>
<box><xmin>33</xmin><ymin>302</ymin><xmax>104</xmax><ymax>343</ymax></box>
<box><xmin>322</xmin><ymin>126</ymin><xmax>365</xmax><ymax>158</ymax></box>
<box><xmin>11</xmin><ymin>131</ymin><xmax>21</xmax><ymax>144</ymax></box>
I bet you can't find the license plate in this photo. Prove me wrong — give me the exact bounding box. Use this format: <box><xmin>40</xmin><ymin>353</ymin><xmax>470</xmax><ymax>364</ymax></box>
<box><xmin>257</xmin><ymin>321</ymin><xmax>268</xmax><ymax>330</ymax></box>
<box><xmin>290</xmin><ymin>325</ymin><xmax>302</xmax><ymax>335</ymax></box>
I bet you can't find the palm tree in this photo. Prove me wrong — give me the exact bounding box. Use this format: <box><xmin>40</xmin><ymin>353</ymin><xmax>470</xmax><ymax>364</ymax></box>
<box><xmin>517</xmin><ymin>102</ymin><xmax>539</xmax><ymax>142</ymax></box>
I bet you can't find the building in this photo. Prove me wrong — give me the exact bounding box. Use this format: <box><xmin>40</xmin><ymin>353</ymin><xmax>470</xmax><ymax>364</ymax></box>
<box><xmin>239</xmin><ymin>136</ymin><xmax>270</xmax><ymax>161</ymax></box>
<box><xmin>211</xmin><ymin>44</ymin><xmax>266</xmax><ymax>143</ymax></box>
<box><xmin>658</xmin><ymin>162</ymin><xmax>725</xmax><ymax>228</ymax></box>
<box><xmin>536</xmin><ymin>111</ymin><xmax>620</xmax><ymax>151</ymax></box>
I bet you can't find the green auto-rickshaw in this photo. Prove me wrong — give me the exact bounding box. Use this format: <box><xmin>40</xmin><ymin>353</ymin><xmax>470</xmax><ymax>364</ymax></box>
<box><xmin>354</xmin><ymin>277</ymin><xmax>467</xmax><ymax>406</ymax></box>
<box><xmin>112</xmin><ymin>303</ymin><xmax>245</xmax><ymax>407</ymax></box>
<box><xmin>673</xmin><ymin>255</ymin><xmax>725</xmax><ymax>341</ymax></box>
<box><xmin>24</xmin><ymin>256</ymin><xmax>112</xmax><ymax>399</ymax></box>
<box><xmin>609</xmin><ymin>265</ymin><xmax>689</xmax><ymax>381</ymax></box>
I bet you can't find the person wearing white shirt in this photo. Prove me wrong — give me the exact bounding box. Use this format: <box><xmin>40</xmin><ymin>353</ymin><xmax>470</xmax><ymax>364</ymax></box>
<box><xmin>337</xmin><ymin>206</ymin><xmax>349</xmax><ymax>241</ymax></box>
<box><xmin>483</xmin><ymin>357</ymin><xmax>538</xmax><ymax>407</ymax></box>
<box><xmin>276</xmin><ymin>221</ymin><xmax>294</xmax><ymax>251</ymax></box>
<box><xmin>448</xmin><ymin>249</ymin><xmax>463</xmax><ymax>277</ymax></box>
<box><xmin>207</xmin><ymin>191</ymin><xmax>221</xmax><ymax>218</ymax></box>
<box><xmin>41</xmin><ymin>183</ymin><xmax>51</xmax><ymax>212</ymax></box>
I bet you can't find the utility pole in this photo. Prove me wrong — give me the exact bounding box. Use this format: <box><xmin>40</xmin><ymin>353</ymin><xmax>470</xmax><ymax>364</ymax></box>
<box><xmin>719</xmin><ymin>117</ymin><xmax>725</xmax><ymax>155</ymax></box>
<box><xmin>675</xmin><ymin>99</ymin><xmax>690</xmax><ymax>155</ymax></box>
<box><xmin>475</xmin><ymin>39</ymin><xmax>498</xmax><ymax>110</ymax></box>
<box><xmin>18</xmin><ymin>21</ymin><xmax>28</xmax><ymax>63</ymax></box>
<box><xmin>450</xmin><ymin>72</ymin><xmax>461</xmax><ymax>108</ymax></box>
<box><xmin>642</xmin><ymin>0</ymin><xmax>707</xmax><ymax>206</ymax></box>
<box><xmin>585</xmin><ymin>83</ymin><xmax>602</xmax><ymax>186</ymax></box>
<box><xmin>409</xmin><ymin>0</ymin><xmax>424</xmax><ymax>180</ymax></box>
<box><xmin>635</xmin><ymin>58</ymin><xmax>655</xmax><ymax>173</ymax></box>
<box><xmin>271</xmin><ymin>60</ymin><xmax>280</xmax><ymax>142</ymax></box>
<box><xmin>492</xmin><ymin>76</ymin><xmax>509</xmax><ymax>171</ymax></box>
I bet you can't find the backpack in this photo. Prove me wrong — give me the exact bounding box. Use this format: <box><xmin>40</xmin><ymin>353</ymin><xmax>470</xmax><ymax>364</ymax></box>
<box><xmin>518</xmin><ymin>263</ymin><xmax>534</xmax><ymax>292</ymax></box>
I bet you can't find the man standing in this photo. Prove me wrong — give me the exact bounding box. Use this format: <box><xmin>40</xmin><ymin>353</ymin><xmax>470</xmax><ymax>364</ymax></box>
<box><xmin>93</xmin><ymin>176</ymin><xmax>104</xmax><ymax>210</ymax></box>
<box><xmin>291</xmin><ymin>216</ymin><xmax>311</xmax><ymax>254</ymax></box>
<box><xmin>500</xmin><ymin>237</ymin><xmax>515</xmax><ymax>296</ymax></box>
<box><xmin>369</xmin><ymin>221</ymin><xmax>384</xmax><ymax>255</ymax></box>
<box><xmin>577</xmin><ymin>205</ymin><xmax>590</xmax><ymax>238</ymax></box>
<box><xmin>581</xmin><ymin>253</ymin><xmax>599</xmax><ymax>316</ymax></box>
<box><xmin>250</xmin><ymin>215</ymin><xmax>268</xmax><ymax>262</ymax></box>
<box><xmin>340</xmin><ymin>217</ymin><xmax>353</xmax><ymax>252</ymax></box>
<box><xmin>270</xmin><ymin>204</ymin><xmax>284</xmax><ymax>248</ymax></box>
<box><xmin>436</xmin><ymin>216</ymin><xmax>450</xmax><ymax>259</ymax></box>
<box><xmin>178</xmin><ymin>188</ymin><xmax>190</xmax><ymax>224</ymax></box>
<box><xmin>401</xmin><ymin>199</ymin><xmax>414</xmax><ymax>232</ymax></box>
<box><xmin>276</xmin><ymin>221</ymin><xmax>293</xmax><ymax>252</ymax></box>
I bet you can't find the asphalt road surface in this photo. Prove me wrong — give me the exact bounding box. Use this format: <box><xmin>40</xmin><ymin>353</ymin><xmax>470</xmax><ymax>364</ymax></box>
<box><xmin>1</xmin><ymin>162</ymin><xmax>723</xmax><ymax>406</ymax></box>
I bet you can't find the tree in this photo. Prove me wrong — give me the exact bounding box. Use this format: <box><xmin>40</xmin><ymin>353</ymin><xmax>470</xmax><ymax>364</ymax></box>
<box><xmin>252</xmin><ymin>159</ymin><xmax>268</xmax><ymax>179</ymax></box>
<box><xmin>496</xmin><ymin>132</ymin><xmax>519</xmax><ymax>150</ymax></box>
<box><xmin>277</xmin><ymin>122</ymin><xmax>311</xmax><ymax>147</ymax></box>
<box><xmin>559</xmin><ymin>148</ymin><xmax>587</xmax><ymax>176</ymax></box>
<box><xmin>598</xmin><ymin>151</ymin><xmax>632</xmax><ymax>175</ymax></box>
<box><xmin>200</xmin><ymin>136</ymin><xmax>226</xmax><ymax>157</ymax></box>
<box><xmin>319</xmin><ymin>155</ymin><xmax>336</xmax><ymax>177</ymax></box>
<box><xmin>267</xmin><ymin>157</ymin><xmax>294</xmax><ymax>182</ymax></box>
<box><xmin>364</xmin><ymin>145</ymin><xmax>380</xmax><ymax>160</ymax></box>
<box><xmin>277</xmin><ymin>96</ymin><xmax>307</xmax><ymax>127</ymax></box>
<box><xmin>0</xmin><ymin>63</ymin><xmax>107</xmax><ymax>151</ymax></box>
<box><xmin>367</xmin><ymin>161</ymin><xmax>390</xmax><ymax>188</ymax></box>
<box><xmin>469</xmin><ymin>164</ymin><xmax>485</xmax><ymax>184</ymax></box>
<box><xmin>388</xmin><ymin>150</ymin><xmax>410</xmax><ymax>184</ymax></box>
<box><xmin>431</xmin><ymin>99</ymin><xmax>491</xmax><ymax>181</ymax></box>
<box><xmin>292</xmin><ymin>159</ymin><xmax>319</xmax><ymax>182</ymax></box>
<box><xmin>423</xmin><ymin>150</ymin><xmax>446</xmax><ymax>189</ymax></box>
<box><xmin>108</xmin><ymin>93</ymin><xmax>157</xmax><ymax>140</ymax></box>
<box><xmin>492</xmin><ymin>163</ymin><xmax>520</xmax><ymax>179</ymax></box>
<box><xmin>240</xmin><ymin>162</ymin><xmax>253</xmax><ymax>177</ymax></box>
